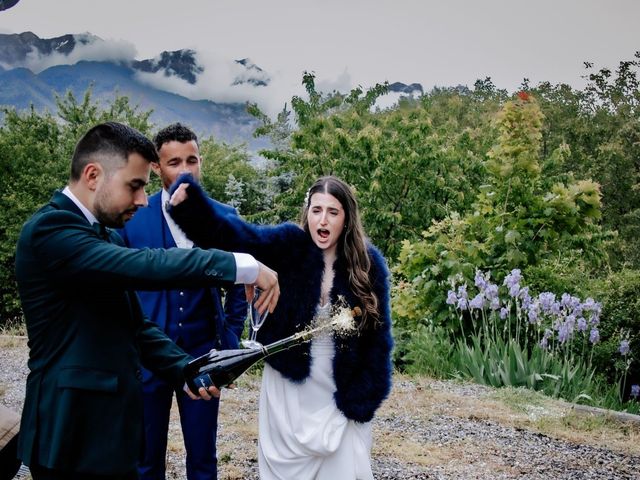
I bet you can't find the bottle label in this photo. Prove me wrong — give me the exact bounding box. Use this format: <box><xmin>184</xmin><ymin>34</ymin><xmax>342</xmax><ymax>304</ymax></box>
<box><xmin>193</xmin><ymin>373</ymin><xmax>215</xmax><ymax>390</ymax></box>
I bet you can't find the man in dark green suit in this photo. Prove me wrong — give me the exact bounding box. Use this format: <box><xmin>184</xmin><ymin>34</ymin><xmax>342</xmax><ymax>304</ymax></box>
<box><xmin>14</xmin><ymin>122</ymin><xmax>279</xmax><ymax>480</ymax></box>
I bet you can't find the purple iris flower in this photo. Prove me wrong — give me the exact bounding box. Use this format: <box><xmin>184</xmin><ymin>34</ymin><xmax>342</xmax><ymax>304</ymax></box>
<box><xmin>558</xmin><ymin>323</ymin><xmax>570</xmax><ymax>344</ymax></box>
<box><xmin>577</xmin><ymin>317</ymin><xmax>587</xmax><ymax>332</ymax></box>
<box><xmin>619</xmin><ymin>339</ymin><xmax>630</xmax><ymax>356</ymax></box>
<box><xmin>503</xmin><ymin>269</ymin><xmax>522</xmax><ymax>289</ymax></box>
<box><xmin>519</xmin><ymin>287</ymin><xmax>532</xmax><ymax>309</ymax></box>
<box><xmin>474</xmin><ymin>270</ymin><xmax>488</xmax><ymax>290</ymax></box>
<box><xmin>469</xmin><ymin>293</ymin><xmax>485</xmax><ymax>310</ymax></box>
<box><xmin>457</xmin><ymin>284</ymin><xmax>468</xmax><ymax>300</ymax></box>
<box><xmin>560</xmin><ymin>293</ymin><xmax>580</xmax><ymax>311</ymax></box>
<box><xmin>540</xmin><ymin>329</ymin><xmax>553</xmax><ymax>350</ymax></box>
<box><xmin>583</xmin><ymin>297</ymin><xmax>596</xmax><ymax>310</ymax></box>
<box><xmin>457</xmin><ymin>297</ymin><xmax>468</xmax><ymax>311</ymax></box>
<box><xmin>572</xmin><ymin>303</ymin><xmax>584</xmax><ymax>318</ymax></box>
<box><xmin>540</xmin><ymin>336</ymin><xmax>549</xmax><ymax>349</ymax></box>
<box><xmin>589</xmin><ymin>328</ymin><xmax>600</xmax><ymax>344</ymax></box>
<box><xmin>565</xmin><ymin>315</ymin><xmax>576</xmax><ymax>330</ymax></box>
<box><xmin>484</xmin><ymin>283</ymin><xmax>499</xmax><ymax>302</ymax></box>
<box><xmin>538</xmin><ymin>292</ymin><xmax>556</xmax><ymax>313</ymax></box>
<box><xmin>489</xmin><ymin>297</ymin><xmax>501</xmax><ymax>311</ymax></box>
<box><xmin>446</xmin><ymin>290</ymin><xmax>457</xmax><ymax>306</ymax></box>
<box><xmin>527</xmin><ymin>302</ymin><xmax>540</xmax><ymax>324</ymax></box>
<box><xmin>569</xmin><ymin>295</ymin><xmax>581</xmax><ymax>311</ymax></box>
<box><xmin>631</xmin><ymin>384</ymin><xmax>640</xmax><ymax>399</ymax></box>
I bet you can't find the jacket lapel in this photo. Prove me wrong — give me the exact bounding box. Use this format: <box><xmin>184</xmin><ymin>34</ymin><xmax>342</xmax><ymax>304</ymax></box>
<box><xmin>50</xmin><ymin>190</ymin><xmax>86</xmax><ymax>218</ymax></box>
<box><xmin>147</xmin><ymin>192</ymin><xmax>172</xmax><ymax>249</ymax></box>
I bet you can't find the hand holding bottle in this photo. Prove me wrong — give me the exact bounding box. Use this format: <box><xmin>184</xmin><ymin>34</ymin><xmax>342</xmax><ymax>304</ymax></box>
<box><xmin>183</xmin><ymin>381</ymin><xmax>221</xmax><ymax>400</ymax></box>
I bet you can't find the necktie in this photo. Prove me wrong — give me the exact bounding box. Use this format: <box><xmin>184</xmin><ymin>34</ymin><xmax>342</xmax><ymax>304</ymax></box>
<box><xmin>93</xmin><ymin>222</ymin><xmax>110</xmax><ymax>241</ymax></box>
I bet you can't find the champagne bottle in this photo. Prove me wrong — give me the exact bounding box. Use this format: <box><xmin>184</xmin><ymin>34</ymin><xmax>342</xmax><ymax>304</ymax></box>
<box><xmin>184</xmin><ymin>330</ymin><xmax>313</xmax><ymax>393</ymax></box>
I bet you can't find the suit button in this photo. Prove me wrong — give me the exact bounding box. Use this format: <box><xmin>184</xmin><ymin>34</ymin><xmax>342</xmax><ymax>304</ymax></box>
<box><xmin>135</xmin><ymin>369</ymin><xmax>142</xmax><ymax>381</ymax></box>
<box><xmin>180</xmin><ymin>291</ymin><xmax>184</xmax><ymax>296</ymax></box>
<box><xmin>178</xmin><ymin>322</ymin><xmax>183</xmax><ymax>328</ymax></box>
<box><xmin>179</xmin><ymin>307</ymin><xmax>184</xmax><ymax>312</ymax></box>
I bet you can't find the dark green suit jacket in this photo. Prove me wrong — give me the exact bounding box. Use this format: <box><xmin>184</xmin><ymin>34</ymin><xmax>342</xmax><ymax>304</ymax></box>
<box><xmin>15</xmin><ymin>190</ymin><xmax>237</xmax><ymax>475</ymax></box>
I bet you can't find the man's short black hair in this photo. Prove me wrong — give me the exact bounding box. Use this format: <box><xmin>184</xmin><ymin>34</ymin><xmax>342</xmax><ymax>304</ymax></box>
<box><xmin>70</xmin><ymin>122</ymin><xmax>158</xmax><ymax>181</ymax></box>
<box><xmin>153</xmin><ymin>123</ymin><xmax>199</xmax><ymax>152</ymax></box>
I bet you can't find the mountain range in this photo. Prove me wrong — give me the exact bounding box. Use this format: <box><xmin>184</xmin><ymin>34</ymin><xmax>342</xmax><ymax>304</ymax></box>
<box><xmin>0</xmin><ymin>32</ymin><xmax>423</xmax><ymax>149</ymax></box>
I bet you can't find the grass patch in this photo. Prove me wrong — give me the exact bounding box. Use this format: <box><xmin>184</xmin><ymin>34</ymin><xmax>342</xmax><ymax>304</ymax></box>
<box><xmin>0</xmin><ymin>318</ymin><xmax>27</xmax><ymax>337</ymax></box>
<box><xmin>218</xmin><ymin>452</ymin><xmax>233</xmax><ymax>464</ymax></box>
<box><xmin>372</xmin><ymin>430</ymin><xmax>450</xmax><ymax>466</ymax></box>
<box><xmin>488</xmin><ymin>386</ymin><xmax>561</xmax><ymax>420</ymax></box>
<box><xmin>490</xmin><ymin>386</ymin><xmax>549</xmax><ymax>411</ymax></box>
<box><xmin>390</xmin><ymin>374</ymin><xmax>640</xmax><ymax>457</ymax></box>
<box><xmin>489</xmin><ymin>385</ymin><xmax>640</xmax><ymax>455</ymax></box>
<box><xmin>0</xmin><ymin>335</ymin><xmax>27</xmax><ymax>349</ymax></box>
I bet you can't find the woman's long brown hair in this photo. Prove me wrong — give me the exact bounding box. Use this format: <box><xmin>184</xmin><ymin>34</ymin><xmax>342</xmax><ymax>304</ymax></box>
<box><xmin>300</xmin><ymin>176</ymin><xmax>379</xmax><ymax>331</ymax></box>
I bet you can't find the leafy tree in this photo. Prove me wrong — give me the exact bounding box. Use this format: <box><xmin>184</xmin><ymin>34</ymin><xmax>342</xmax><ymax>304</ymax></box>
<box><xmin>531</xmin><ymin>54</ymin><xmax>640</xmax><ymax>268</ymax></box>
<box><xmin>0</xmin><ymin>90</ymin><xmax>154</xmax><ymax>324</ymax></box>
<box><xmin>0</xmin><ymin>107</ymin><xmax>66</xmax><ymax>322</ymax></box>
<box><xmin>580</xmin><ymin>56</ymin><xmax>640</xmax><ymax>268</ymax></box>
<box><xmin>198</xmin><ymin>138</ymin><xmax>270</xmax><ymax>217</ymax></box>
<box><xmin>250</xmin><ymin>73</ymin><xmax>490</xmax><ymax>258</ymax></box>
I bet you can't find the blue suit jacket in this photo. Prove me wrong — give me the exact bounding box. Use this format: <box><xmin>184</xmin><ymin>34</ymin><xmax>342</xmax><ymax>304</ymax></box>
<box><xmin>119</xmin><ymin>192</ymin><xmax>247</xmax><ymax>366</ymax></box>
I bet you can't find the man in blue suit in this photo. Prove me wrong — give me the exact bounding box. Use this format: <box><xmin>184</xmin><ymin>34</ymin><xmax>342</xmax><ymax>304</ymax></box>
<box><xmin>119</xmin><ymin>123</ymin><xmax>245</xmax><ymax>480</ymax></box>
<box><xmin>15</xmin><ymin>122</ymin><xmax>280</xmax><ymax>480</ymax></box>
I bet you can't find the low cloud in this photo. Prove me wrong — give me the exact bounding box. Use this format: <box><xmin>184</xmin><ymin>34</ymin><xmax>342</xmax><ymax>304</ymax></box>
<box><xmin>4</xmin><ymin>33</ymin><xmax>371</xmax><ymax>120</ymax></box>
<box><xmin>134</xmin><ymin>51</ymin><xmax>363</xmax><ymax>119</ymax></box>
<box><xmin>21</xmin><ymin>34</ymin><xmax>137</xmax><ymax>73</ymax></box>
<box><xmin>374</xmin><ymin>90</ymin><xmax>421</xmax><ymax>111</ymax></box>
<box><xmin>315</xmin><ymin>69</ymin><xmax>353</xmax><ymax>95</ymax></box>
<box><xmin>134</xmin><ymin>51</ymin><xmax>297</xmax><ymax>118</ymax></box>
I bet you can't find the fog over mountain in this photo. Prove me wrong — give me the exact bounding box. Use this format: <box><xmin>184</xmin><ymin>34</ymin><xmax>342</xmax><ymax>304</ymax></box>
<box><xmin>0</xmin><ymin>31</ymin><xmax>422</xmax><ymax>146</ymax></box>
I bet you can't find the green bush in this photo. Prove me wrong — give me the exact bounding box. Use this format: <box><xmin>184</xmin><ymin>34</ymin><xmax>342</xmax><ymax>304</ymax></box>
<box><xmin>590</xmin><ymin>269</ymin><xmax>640</xmax><ymax>392</ymax></box>
<box><xmin>395</xmin><ymin>323</ymin><xmax>457</xmax><ymax>378</ymax></box>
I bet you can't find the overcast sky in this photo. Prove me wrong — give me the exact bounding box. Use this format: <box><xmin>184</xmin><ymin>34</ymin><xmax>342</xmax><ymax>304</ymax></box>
<box><xmin>1</xmin><ymin>0</ymin><xmax>639</xmax><ymax>112</ymax></box>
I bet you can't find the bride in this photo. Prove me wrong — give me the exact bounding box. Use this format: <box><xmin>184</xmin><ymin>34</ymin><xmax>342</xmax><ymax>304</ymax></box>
<box><xmin>169</xmin><ymin>174</ymin><xmax>393</xmax><ymax>479</ymax></box>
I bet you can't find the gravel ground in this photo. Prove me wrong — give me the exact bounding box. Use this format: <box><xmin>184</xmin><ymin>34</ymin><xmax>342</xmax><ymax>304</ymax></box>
<box><xmin>1</xmin><ymin>336</ymin><xmax>639</xmax><ymax>479</ymax></box>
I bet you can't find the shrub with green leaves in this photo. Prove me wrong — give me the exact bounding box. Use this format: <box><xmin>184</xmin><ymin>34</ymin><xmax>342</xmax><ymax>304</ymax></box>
<box><xmin>590</xmin><ymin>269</ymin><xmax>640</xmax><ymax>388</ymax></box>
<box><xmin>394</xmin><ymin>323</ymin><xmax>457</xmax><ymax>378</ymax></box>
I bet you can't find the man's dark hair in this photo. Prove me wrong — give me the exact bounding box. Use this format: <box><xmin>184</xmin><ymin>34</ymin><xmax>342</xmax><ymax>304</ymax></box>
<box><xmin>70</xmin><ymin>122</ymin><xmax>158</xmax><ymax>181</ymax></box>
<box><xmin>153</xmin><ymin>123</ymin><xmax>199</xmax><ymax>152</ymax></box>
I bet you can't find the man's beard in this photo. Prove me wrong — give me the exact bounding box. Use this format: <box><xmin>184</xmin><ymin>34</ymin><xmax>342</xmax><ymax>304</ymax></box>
<box><xmin>94</xmin><ymin>187</ymin><xmax>136</xmax><ymax>228</ymax></box>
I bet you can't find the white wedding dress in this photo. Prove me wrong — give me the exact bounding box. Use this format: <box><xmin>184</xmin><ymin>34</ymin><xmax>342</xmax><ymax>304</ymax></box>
<box><xmin>258</xmin><ymin>304</ymin><xmax>374</xmax><ymax>480</ymax></box>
